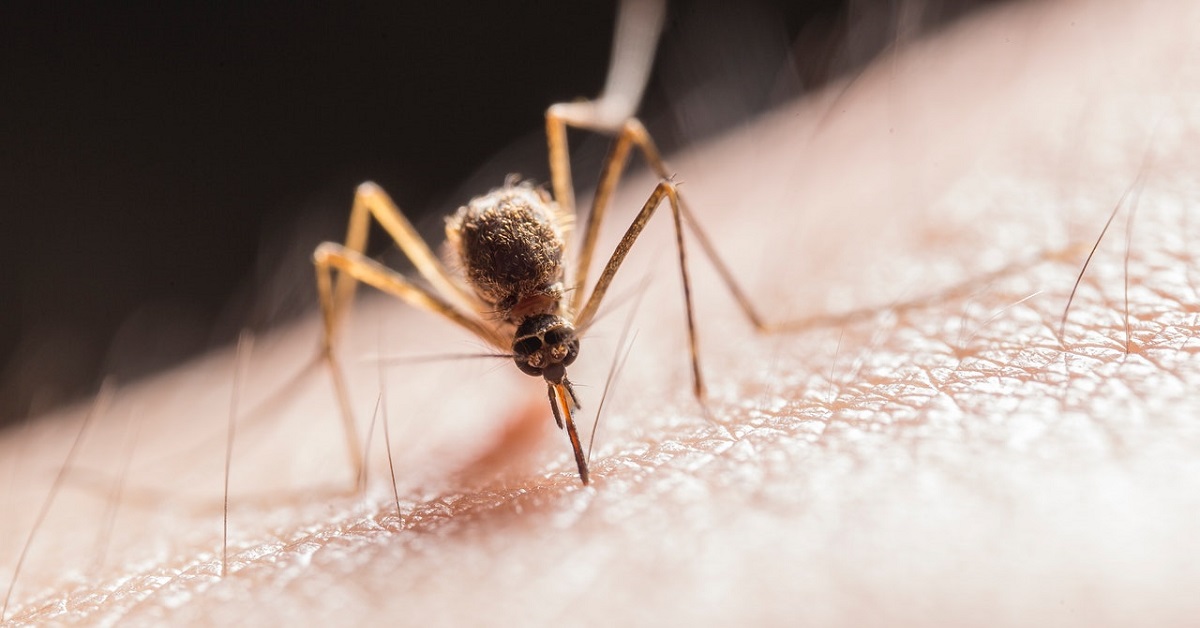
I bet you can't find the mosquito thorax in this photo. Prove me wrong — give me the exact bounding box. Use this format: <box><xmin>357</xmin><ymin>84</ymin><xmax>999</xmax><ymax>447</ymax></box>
<box><xmin>512</xmin><ymin>314</ymin><xmax>580</xmax><ymax>383</ymax></box>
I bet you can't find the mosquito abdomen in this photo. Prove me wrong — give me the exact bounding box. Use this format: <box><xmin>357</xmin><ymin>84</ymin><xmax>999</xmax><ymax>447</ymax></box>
<box><xmin>447</xmin><ymin>180</ymin><xmax>567</xmax><ymax>319</ymax></box>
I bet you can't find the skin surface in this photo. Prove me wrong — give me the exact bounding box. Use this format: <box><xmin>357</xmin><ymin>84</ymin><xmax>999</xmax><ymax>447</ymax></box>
<box><xmin>3</xmin><ymin>0</ymin><xmax>1200</xmax><ymax>625</ymax></box>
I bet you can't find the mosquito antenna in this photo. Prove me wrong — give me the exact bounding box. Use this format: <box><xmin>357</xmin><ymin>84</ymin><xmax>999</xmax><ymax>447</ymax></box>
<box><xmin>222</xmin><ymin>331</ymin><xmax>254</xmax><ymax>578</ymax></box>
<box><xmin>3</xmin><ymin>377</ymin><xmax>115</xmax><ymax>621</ymax></box>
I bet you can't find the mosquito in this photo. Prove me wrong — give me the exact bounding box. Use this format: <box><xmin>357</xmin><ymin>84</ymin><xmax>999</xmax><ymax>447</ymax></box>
<box><xmin>313</xmin><ymin>0</ymin><xmax>779</xmax><ymax>485</ymax></box>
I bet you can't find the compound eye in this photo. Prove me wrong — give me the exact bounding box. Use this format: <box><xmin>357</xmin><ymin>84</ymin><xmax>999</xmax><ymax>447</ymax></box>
<box><xmin>563</xmin><ymin>340</ymin><xmax>580</xmax><ymax>366</ymax></box>
<box><xmin>543</xmin><ymin>328</ymin><xmax>565</xmax><ymax>346</ymax></box>
<box><xmin>513</xmin><ymin>336</ymin><xmax>542</xmax><ymax>356</ymax></box>
<box><xmin>514</xmin><ymin>357</ymin><xmax>543</xmax><ymax>377</ymax></box>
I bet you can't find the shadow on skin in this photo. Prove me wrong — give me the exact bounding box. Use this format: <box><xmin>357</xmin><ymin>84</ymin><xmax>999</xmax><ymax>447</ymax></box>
<box><xmin>3</xmin><ymin>0</ymin><xmax>1200</xmax><ymax>624</ymax></box>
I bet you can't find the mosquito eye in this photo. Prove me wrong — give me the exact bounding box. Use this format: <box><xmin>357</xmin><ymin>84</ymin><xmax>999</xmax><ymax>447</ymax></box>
<box><xmin>543</xmin><ymin>329</ymin><xmax>565</xmax><ymax>346</ymax></box>
<box><xmin>514</xmin><ymin>336</ymin><xmax>542</xmax><ymax>355</ymax></box>
<box><xmin>563</xmin><ymin>340</ymin><xmax>580</xmax><ymax>366</ymax></box>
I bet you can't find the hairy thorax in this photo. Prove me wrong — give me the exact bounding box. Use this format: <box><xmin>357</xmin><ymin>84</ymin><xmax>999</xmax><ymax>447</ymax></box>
<box><xmin>445</xmin><ymin>180</ymin><xmax>569</xmax><ymax>323</ymax></box>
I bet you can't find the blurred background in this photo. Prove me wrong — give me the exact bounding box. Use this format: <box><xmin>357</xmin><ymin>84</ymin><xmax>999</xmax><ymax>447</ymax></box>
<box><xmin>0</xmin><ymin>0</ymin><xmax>1005</xmax><ymax>425</ymax></box>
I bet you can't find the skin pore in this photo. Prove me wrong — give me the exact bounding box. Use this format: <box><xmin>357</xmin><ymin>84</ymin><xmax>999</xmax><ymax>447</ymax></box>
<box><xmin>3</xmin><ymin>0</ymin><xmax>1200</xmax><ymax>624</ymax></box>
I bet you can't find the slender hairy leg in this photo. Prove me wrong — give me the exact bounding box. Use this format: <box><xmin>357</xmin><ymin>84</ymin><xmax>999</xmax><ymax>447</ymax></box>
<box><xmin>546</xmin><ymin>105</ymin><xmax>773</xmax><ymax>402</ymax></box>
<box><xmin>549</xmin><ymin>115</ymin><xmax>662</xmax><ymax>316</ymax></box>
<box><xmin>324</xmin><ymin>182</ymin><xmax>484</xmax><ymax>350</ymax></box>
<box><xmin>314</xmin><ymin>240</ymin><xmax>505</xmax><ymax>482</ymax></box>
<box><xmin>547</xmin><ymin>104</ymin><xmax>766</xmax><ymax>416</ymax></box>
<box><xmin>314</xmin><ymin>243</ymin><xmax>505</xmax><ymax>352</ymax></box>
<box><xmin>543</xmin><ymin>0</ymin><xmax>665</xmax><ymax>214</ymax></box>
<box><xmin>574</xmin><ymin>181</ymin><xmax>704</xmax><ymax>400</ymax></box>
<box><xmin>314</xmin><ymin>179</ymin><xmax>516</xmax><ymax>484</ymax></box>
<box><xmin>556</xmin><ymin>107</ymin><xmax>911</xmax><ymax>337</ymax></box>
<box><xmin>566</xmin><ymin>117</ymin><xmax>776</xmax><ymax>333</ymax></box>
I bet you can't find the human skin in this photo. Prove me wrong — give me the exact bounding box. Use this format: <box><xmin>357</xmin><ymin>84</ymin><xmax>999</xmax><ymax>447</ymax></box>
<box><xmin>3</xmin><ymin>0</ymin><xmax>1200</xmax><ymax>625</ymax></box>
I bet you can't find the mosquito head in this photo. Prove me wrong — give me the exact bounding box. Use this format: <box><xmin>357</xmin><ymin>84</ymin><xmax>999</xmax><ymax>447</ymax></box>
<box><xmin>512</xmin><ymin>314</ymin><xmax>579</xmax><ymax>383</ymax></box>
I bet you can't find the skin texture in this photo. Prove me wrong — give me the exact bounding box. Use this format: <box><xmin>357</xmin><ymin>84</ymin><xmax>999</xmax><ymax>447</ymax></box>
<box><xmin>3</xmin><ymin>0</ymin><xmax>1200</xmax><ymax>624</ymax></box>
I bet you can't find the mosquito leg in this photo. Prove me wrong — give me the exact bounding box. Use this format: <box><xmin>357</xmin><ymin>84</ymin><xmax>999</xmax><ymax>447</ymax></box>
<box><xmin>543</xmin><ymin>0</ymin><xmax>665</xmax><ymax>201</ymax></box>
<box><xmin>314</xmin><ymin>242</ymin><xmax>505</xmax><ymax>483</ymax></box>
<box><xmin>575</xmin><ymin>181</ymin><xmax>706</xmax><ymax>402</ymax></box>
<box><xmin>550</xmin><ymin>103</ymin><xmax>805</xmax><ymax>396</ymax></box>
<box><xmin>324</xmin><ymin>182</ymin><xmax>483</xmax><ymax>352</ymax></box>
<box><xmin>315</xmin><ymin>243</ymin><xmax>504</xmax><ymax>351</ymax></box>
<box><xmin>565</xmin><ymin>112</ymin><xmax>796</xmax><ymax>335</ymax></box>
<box><xmin>549</xmin><ymin>108</ymin><xmax>680</xmax><ymax>316</ymax></box>
<box><xmin>547</xmin><ymin>111</ymin><xmax>636</xmax><ymax>315</ymax></box>
<box><xmin>544</xmin><ymin>0</ymin><xmax>666</xmax><ymax>311</ymax></box>
<box><xmin>617</xmin><ymin>123</ymin><xmax>786</xmax><ymax>334</ymax></box>
<box><xmin>545</xmin><ymin>0</ymin><xmax>764</xmax><ymax>362</ymax></box>
<box><xmin>545</xmin><ymin>106</ymin><xmax>578</xmax><ymax>224</ymax></box>
<box><xmin>323</xmin><ymin>351</ymin><xmax>363</xmax><ymax>488</ymax></box>
<box><xmin>676</xmin><ymin>199</ymin><xmax>774</xmax><ymax>331</ymax></box>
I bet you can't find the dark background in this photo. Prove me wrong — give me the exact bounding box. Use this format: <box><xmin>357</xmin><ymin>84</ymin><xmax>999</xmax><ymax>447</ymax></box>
<box><xmin>0</xmin><ymin>0</ymin><xmax>1003</xmax><ymax>425</ymax></box>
